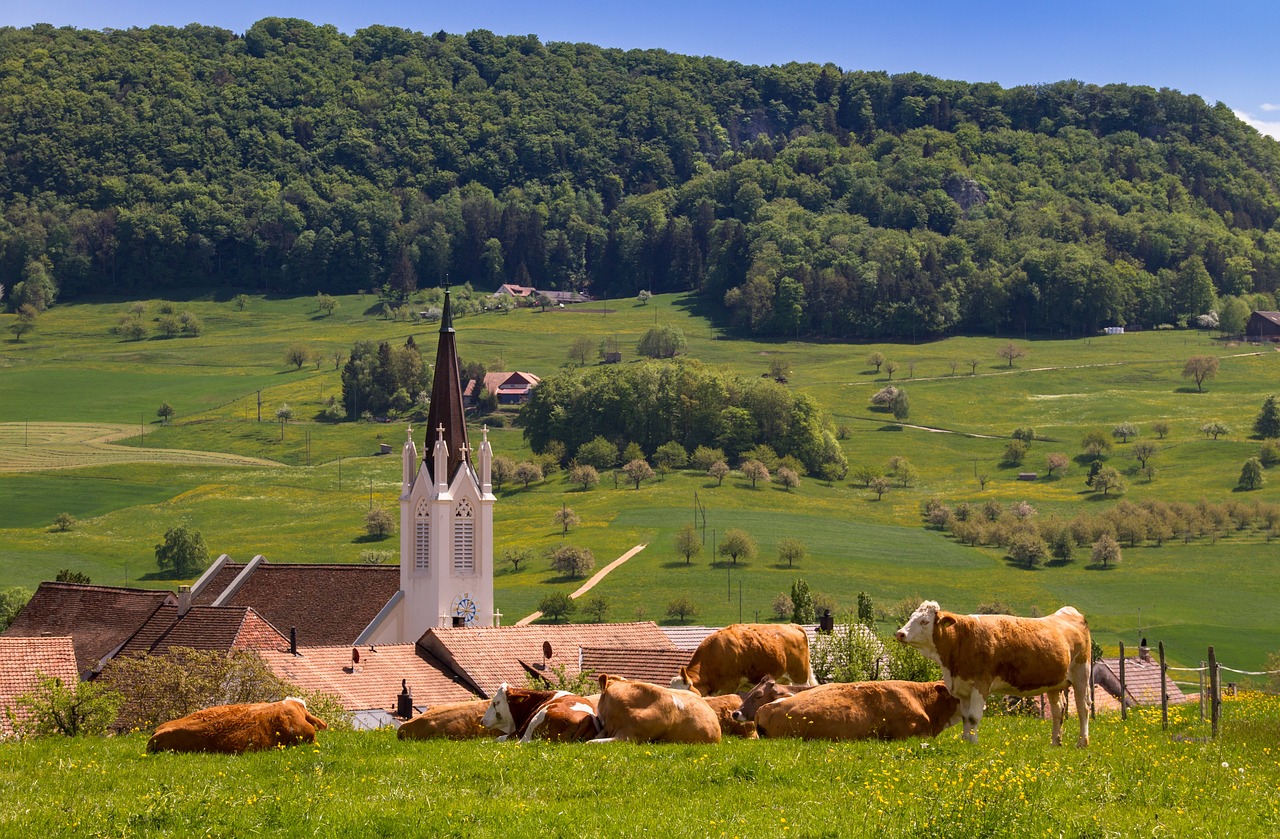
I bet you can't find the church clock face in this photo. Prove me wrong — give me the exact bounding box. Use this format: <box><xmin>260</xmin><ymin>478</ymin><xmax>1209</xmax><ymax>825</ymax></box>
<box><xmin>451</xmin><ymin>592</ymin><xmax>478</xmax><ymax>626</ymax></box>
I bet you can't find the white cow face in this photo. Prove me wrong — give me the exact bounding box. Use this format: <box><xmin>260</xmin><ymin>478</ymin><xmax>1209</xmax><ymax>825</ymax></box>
<box><xmin>481</xmin><ymin>683</ymin><xmax>514</xmax><ymax>733</ymax></box>
<box><xmin>669</xmin><ymin>666</ymin><xmax>692</xmax><ymax>692</ymax></box>
<box><xmin>895</xmin><ymin>600</ymin><xmax>941</xmax><ymax>648</ymax></box>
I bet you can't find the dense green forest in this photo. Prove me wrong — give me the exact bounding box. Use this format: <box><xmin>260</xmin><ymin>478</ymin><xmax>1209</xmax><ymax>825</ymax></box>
<box><xmin>3</xmin><ymin>18</ymin><xmax>1280</xmax><ymax>337</ymax></box>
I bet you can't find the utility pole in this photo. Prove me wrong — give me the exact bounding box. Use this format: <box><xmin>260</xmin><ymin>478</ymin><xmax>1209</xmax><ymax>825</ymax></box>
<box><xmin>257</xmin><ymin>390</ymin><xmax>262</xmax><ymax>423</ymax></box>
<box><xmin>338</xmin><ymin>456</ymin><xmax>342</xmax><ymax>491</ymax></box>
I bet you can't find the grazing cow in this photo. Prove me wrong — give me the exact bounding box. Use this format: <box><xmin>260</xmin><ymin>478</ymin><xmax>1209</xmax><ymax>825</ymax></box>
<box><xmin>147</xmin><ymin>697</ymin><xmax>327</xmax><ymax>754</ymax></box>
<box><xmin>593</xmin><ymin>674</ymin><xmax>721</xmax><ymax>744</ymax></box>
<box><xmin>702</xmin><ymin>693</ymin><xmax>758</xmax><ymax>739</ymax></box>
<box><xmin>481</xmin><ymin>684</ymin><xmax>600</xmax><ymax>743</ymax></box>
<box><xmin>745</xmin><ymin>679</ymin><xmax>959</xmax><ymax>741</ymax></box>
<box><xmin>732</xmin><ymin>676</ymin><xmax>815</xmax><ymax>722</ymax></box>
<box><xmin>895</xmin><ymin>601</ymin><xmax>1091</xmax><ymax>747</ymax></box>
<box><xmin>670</xmin><ymin>623</ymin><xmax>815</xmax><ymax>696</ymax></box>
<box><xmin>397</xmin><ymin>700</ymin><xmax>500</xmax><ymax>741</ymax></box>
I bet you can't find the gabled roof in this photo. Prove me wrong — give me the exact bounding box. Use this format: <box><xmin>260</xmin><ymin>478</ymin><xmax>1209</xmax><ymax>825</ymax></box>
<box><xmin>115</xmin><ymin>605</ymin><xmax>289</xmax><ymax>658</ymax></box>
<box><xmin>660</xmin><ymin>624</ymin><xmax>843</xmax><ymax>651</ymax></box>
<box><xmin>259</xmin><ymin>644</ymin><xmax>477</xmax><ymax>712</ymax></box>
<box><xmin>0</xmin><ymin>636</ymin><xmax>79</xmax><ymax>738</ymax></box>
<box><xmin>2</xmin><ymin>583</ymin><xmax>174</xmax><ymax>675</ymax></box>
<box><xmin>496</xmin><ymin>283</ymin><xmax>535</xmax><ymax>297</ymax></box>
<box><xmin>1250</xmin><ymin>311</ymin><xmax>1280</xmax><ymax>327</ymax></box>
<box><xmin>1093</xmin><ymin>656</ymin><xmax>1190</xmax><ymax>707</ymax></box>
<box><xmin>578</xmin><ymin>647</ymin><xmax>692</xmax><ymax>685</ymax></box>
<box><xmin>418</xmin><ymin>622</ymin><xmax>676</xmax><ymax>698</ymax></box>
<box><xmin>463</xmin><ymin>372</ymin><xmax>542</xmax><ymax>398</ymax></box>
<box><xmin>208</xmin><ymin>562</ymin><xmax>400</xmax><ymax>647</ymax></box>
<box><xmin>190</xmin><ymin>557</ymin><xmax>245</xmax><ymax>605</ymax></box>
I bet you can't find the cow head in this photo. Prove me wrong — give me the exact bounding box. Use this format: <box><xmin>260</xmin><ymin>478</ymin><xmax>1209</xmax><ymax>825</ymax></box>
<box><xmin>669</xmin><ymin>666</ymin><xmax>695</xmax><ymax>693</ymax></box>
<box><xmin>481</xmin><ymin>683</ymin><xmax>515</xmax><ymax>734</ymax></box>
<box><xmin>732</xmin><ymin>676</ymin><xmax>778</xmax><ymax>722</ymax></box>
<box><xmin>895</xmin><ymin>600</ymin><xmax>944</xmax><ymax>648</ymax></box>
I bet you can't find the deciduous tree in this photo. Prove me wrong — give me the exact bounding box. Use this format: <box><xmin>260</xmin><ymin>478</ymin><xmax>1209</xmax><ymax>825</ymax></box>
<box><xmin>1182</xmin><ymin>356</ymin><xmax>1219</xmax><ymax>392</ymax></box>
<box><xmin>364</xmin><ymin>507</ymin><xmax>393</xmax><ymax>539</ymax></box>
<box><xmin>538</xmin><ymin>592</ymin><xmax>576</xmax><ymax>623</ymax></box>
<box><xmin>778</xmin><ymin>537</ymin><xmax>806</xmax><ymax>568</ymax></box>
<box><xmin>622</xmin><ymin>458</ymin><xmax>655</xmax><ymax>489</ymax></box>
<box><xmin>741</xmin><ymin>459</ymin><xmax>769</xmax><ymax>488</ymax></box>
<box><xmin>666</xmin><ymin>596</ymin><xmax>698</xmax><ymax>624</ymax></box>
<box><xmin>154</xmin><ymin>525</ymin><xmax>209</xmax><ymax>577</ymax></box>
<box><xmin>674</xmin><ymin>522</ymin><xmax>702</xmax><ymax>565</ymax></box>
<box><xmin>718</xmin><ymin>528</ymin><xmax>756</xmax><ymax>565</ymax></box>
<box><xmin>1239</xmin><ymin>457</ymin><xmax>1266</xmax><ymax>491</ymax></box>
<box><xmin>996</xmin><ymin>342</ymin><xmax>1026</xmax><ymax>367</ymax></box>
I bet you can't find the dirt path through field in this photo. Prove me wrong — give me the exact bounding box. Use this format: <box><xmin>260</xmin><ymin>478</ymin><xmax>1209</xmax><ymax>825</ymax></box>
<box><xmin>0</xmin><ymin>422</ymin><xmax>279</xmax><ymax>472</ymax></box>
<box><xmin>514</xmin><ymin>543</ymin><xmax>648</xmax><ymax>626</ymax></box>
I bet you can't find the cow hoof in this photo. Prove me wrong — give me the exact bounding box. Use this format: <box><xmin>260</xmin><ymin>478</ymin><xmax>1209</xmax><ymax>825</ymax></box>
<box><xmin>1076</xmin><ymin>737</ymin><xmax>1089</xmax><ymax>748</ymax></box>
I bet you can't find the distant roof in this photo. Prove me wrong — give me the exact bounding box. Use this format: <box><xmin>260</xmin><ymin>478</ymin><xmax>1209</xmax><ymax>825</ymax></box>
<box><xmin>578</xmin><ymin>646</ymin><xmax>692</xmax><ymax>685</ymax></box>
<box><xmin>463</xmin><ymin>371</ymin><xmax>541</xmax><ymax>398</ymax></box>
<box><xmin>210</xmin><ymin>562</ymin><xmax>400</xmax><ymax>647</ymax></box>
<box><xmin>259</xmin><ymin>644</ymin><xmax>477</xmax><ymax>713</ymax></box>
<box><xmin>0</xmin><ymin>636</ymin><xmax>79</xmax><ymax>738</ymax></box>
<box><xmin>496</xmin><ymin>283</ymin><xmax>536</xmax><ymax>296</ymax></box>
<box><xmin>3</xmin><ymin>582</ymin><xmax>174</xmax><ymax>675</ymax></box>
<box><xmin>1250</xmin><ymin>311</ymin><xmax>1280</xmax><ymax>327</ymax></box>
<box><xmin>1093</xmin><ymin>655</ymin><xmax>1190</xmax><ymax>707</ymax></box>
<box><xmin>419</xmin><ymin>622</ymin><xmax>676</xmax><ymax>698</ymax></box>
<box><xmin>660</xmin><ymin>624</ymin><xmax>849</xmax><ymax>651</ymax></box>
<box><xmin>116</xmin><ymin>605</ymin><xmax>288</xmax><ymax>658</ymax></box>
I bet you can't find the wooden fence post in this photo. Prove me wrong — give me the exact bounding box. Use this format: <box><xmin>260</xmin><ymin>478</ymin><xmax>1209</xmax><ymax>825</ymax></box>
<box><xmin>1158</xmin><ymin>641</ymin><xmax>1168</xmax><ymax>731</ymax></box>
<box><xmin>1119</xmin><ymin>641</ymin><xmax>1127</xmax><ymax>721</ymax></box>
<box><xmin>1208</xmin><ymin>646</ymin><xmax>1220</xmax><ymax>738</ymax></box>
<box><xmin>1199</xmin><ymin>660</ymin><xmax>1206</xmax><ymax>721</ymax></box>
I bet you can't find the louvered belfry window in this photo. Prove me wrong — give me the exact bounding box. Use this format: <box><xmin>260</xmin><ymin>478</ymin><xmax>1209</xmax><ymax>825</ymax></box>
<box><xmin>453</xmin><ymin>498</ymin><xmax>474</xmax><ymax>572</ymax></box>
<box><xmin>415</xmin><ymin>498</ymin><xmax>430</xmax><ymax>571</ymax></box>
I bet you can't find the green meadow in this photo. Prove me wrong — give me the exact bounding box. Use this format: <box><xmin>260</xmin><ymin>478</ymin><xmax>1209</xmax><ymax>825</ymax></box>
<box><xmin>1</xmin><ymin>695</ymin><xmax>1278</xmax><ymax>837</ymax></box>
<box><xmin>3</xmin><ymin>292</ymin><xmax>1280</xmax><ymax>670</ymax></box>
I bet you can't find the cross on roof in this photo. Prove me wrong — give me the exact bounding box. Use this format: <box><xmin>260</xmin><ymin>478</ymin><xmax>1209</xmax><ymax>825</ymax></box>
<box><xmin>436</xmin><ymin>424</ymin><xmax>446</xmax><ymax>441</ymax></box>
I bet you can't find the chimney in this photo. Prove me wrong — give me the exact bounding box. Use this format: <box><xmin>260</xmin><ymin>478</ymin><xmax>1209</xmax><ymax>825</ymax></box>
<box><xmin>396</xmin><ymin>678</ymin><xmax>414</xmax><ymax>718</ymax></box>
<box><xmin>1138</xmin><ymin>638</ymin><xmax>1151</xmax><ymax>663</ymax></box>
<box><xmin>176</xmin><ymin>585</ymin><xmax>192</xmax><ymax>617</ymax></box>
<box><xmin>818</xmin><ymin>609</ymin><xmax>834</xmax><ymax>633</ymax></box>
<box><xmin>290</xmin><ymin>627</ymin><xmax>297</xmax><ymax>656</ymax></box>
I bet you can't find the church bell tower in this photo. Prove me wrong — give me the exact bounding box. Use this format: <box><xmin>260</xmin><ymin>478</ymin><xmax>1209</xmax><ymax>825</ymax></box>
<box><xmin>398</xmin><ymin>290</ymin><xmax>495</xmax><ymax>641</ymax></box>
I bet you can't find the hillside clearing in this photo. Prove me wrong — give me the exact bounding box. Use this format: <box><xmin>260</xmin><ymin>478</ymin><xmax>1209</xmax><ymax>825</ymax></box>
<box><xmin>0</xmin><ymin>423</ymin><xmax>279</xmax><ymax>472</ymax></box>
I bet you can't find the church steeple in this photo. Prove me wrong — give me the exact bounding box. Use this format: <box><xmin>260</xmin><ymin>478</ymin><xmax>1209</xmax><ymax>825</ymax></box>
<box><xmin>423</xmin><ymin>289</ymin><xmax>470</xmax><ymax>483</ymax></box>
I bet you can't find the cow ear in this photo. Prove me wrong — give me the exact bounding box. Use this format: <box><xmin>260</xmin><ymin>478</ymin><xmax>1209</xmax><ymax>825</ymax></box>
<box><xmin>938</xmin><ymin>615</ymin><xmax>956</xmax><ymax>629</ymax></box>
<box><xmin>598</xmin><ymin>673</ymin><xmax>609</xmax><ymax>690</ymax></box>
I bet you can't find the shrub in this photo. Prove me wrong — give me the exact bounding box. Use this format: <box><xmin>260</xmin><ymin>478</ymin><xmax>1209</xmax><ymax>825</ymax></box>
<box><xmin>690</xmin><ymin>445</ymin><xmax>726</xmax><ymax>471</ymax></box>
<box><xmin>364</xmin><ymin>507</ymin><xmax>394</xmax><ymax>539</ymax></box>
<box><xmin>5</xmin><ymin>674</ymin><xmax>120</xmax><ymax>738</ymax></box>
<box><xmin>810</xmin><ymin>618</ymin><xmax>883</xmax><ymax>683</ymax></box>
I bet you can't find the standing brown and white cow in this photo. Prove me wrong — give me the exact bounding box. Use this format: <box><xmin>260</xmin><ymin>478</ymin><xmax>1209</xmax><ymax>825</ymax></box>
<box><xmin>734</xmin><ymin>678</ymin><xmax>960</xmax><ymax>741</ymax></box>
<box><xmin>670</xmin><ymin>623</ymin><xmax>815</xmax><ymax>696</ymax></box>
<box><xmin>592</xmin><ymin>675</ymin><xmax>721</xmax><ymax>744</ymax></box>
<box><xmin>481</xmin><ymin>684</ymin><xmax>600</xmax><ymax>743</ymax></box>
<box><xmin>895</xmin><ymin>600</ymin><xmax>1091</xmax><ymax>747</ymax></box>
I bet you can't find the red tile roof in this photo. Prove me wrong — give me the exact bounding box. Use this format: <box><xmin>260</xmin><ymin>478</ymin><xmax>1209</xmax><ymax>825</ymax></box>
<box><xmin>0</xmin><ymin>636</ymin><xmax>79</xmax><ymax>737</ymax></box>
<box><xmin>259</xmin><ymin>644</ymin><xmax>477</xmax><ymax>712</ymax></box>
<box><xmin>190</xmin><ymin>559</ymin><xmax>245</xmax><ymax>606</ymax></box>
<box><xmin>578</xmin><ymin>647</ymin><xmax>692</xmax><ymax>685</ymax></box>
<box><xmin>1093</xmin><ymin>656</ymin><xmax>1190</xmax><ymax>707</ymax></box>
<box><xmin>115</xmin><ymin>605</ymin><xmax>289</xmax><ymax>658</ymax></box>
<box><xmin>419</xmin><ymin>622</ymin><xmax>675</xmax><ymax>698</ymax></box>
<box><xmin>210</xmin><ymin>562</ymin><xmax>400</xmax><ymax>647</ymax></box>
<box><xmin>2</xmin><ymin>583</ymin><xmax>174</xmax><ymax>675</ymax></box>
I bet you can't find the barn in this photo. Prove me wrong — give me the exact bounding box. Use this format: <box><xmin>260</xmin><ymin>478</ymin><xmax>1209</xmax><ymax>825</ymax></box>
<box><xmin>1246</xmin><ymin>311</ymin><xmax>1280</xmax><ymax>341</ymax></box>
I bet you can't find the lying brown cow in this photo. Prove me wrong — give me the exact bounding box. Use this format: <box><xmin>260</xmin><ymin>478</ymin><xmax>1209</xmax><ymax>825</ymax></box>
<box><xmin>397</xmin><ymin>699</ymin><xmax>500</xmax><ymax>741</ymax></box>
<box><xmin>895</xmin><ymin>601</ymin><xmax>1092</xmax><ymax>747</ymax></box>
<box><xmin>731</xmin><ymin>676</ymin><xmax>814</xmax><ymax>722</ymax></box>
<box><xmin>147</xmin><ymin>697</ymin><xmax>327</xmax><ymax>754</ymax></box>
<box><xmin>671</xmin><ymin>623</ymin><xmax>815</xmax><ymax>696</ymax></box>
<box><xmin>702</xmin><ymin>693</ymin><xmax>758</xmax><ymax>739</ymax></box>
<box><xmin>593</xmin><ymin>674</ymin><xmax>720</xmax><ymax>744</ymax></box>
<box><xmin>481</xmin><ymin>684</ymin><xmax>600</xmax><ymax>742</ymax></box>
<box><xmin>740</xmin><ymin>679</ymin><xmax>960</xmax><ymax>741</ymax></box>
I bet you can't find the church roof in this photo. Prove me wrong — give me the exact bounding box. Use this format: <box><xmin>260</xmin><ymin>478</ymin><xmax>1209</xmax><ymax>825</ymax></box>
<box><xmin>2</xmin><ymin>582</ymin><xmax>175</xmax><ymax>675</ymax></box>
<box><xmin>423</xmin><ymin>289</ymin><xmax>471</xmax><ymax>484</ymax></box>
<box><xmin>208</xmin><ymin>562</ymin><xmax>401</xmax><ymax>647</ymax></box>
<box><xmin>260</xmin><ymin>643</ymin><xmax>477</xmax><ymax>712</ymax></box>
<box><xmin>417</xmin><ymin>622</ymin><xmax>676</xmax><ymax>698</ymax></box>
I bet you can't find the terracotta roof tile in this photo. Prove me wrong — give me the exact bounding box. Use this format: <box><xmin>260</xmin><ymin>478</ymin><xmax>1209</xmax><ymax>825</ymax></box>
<box><xmin>116</xmin><ymin>605</ymin><xmax>289</xmax><ymax>658</ymax></box>
<box><xmin>578</xmin><ymin>647</ymin><xmax>692</xmax><ymax>685</ymax></box>
<box><xmin>419</xmin><ymin>622</ymin><xmax>675</xmax><ymax>697</ymax></box>
<box><xmin>661</xmin><ymin>624</ymin><xmax>855</xmax><ymax>651</ymax></box>
<box><xmin>0</xmin><ymin>636</ymin><xmax>79</xmax><ymax>737</ymax></box>
<box><xmin>214</xmin><ymin>562</ymin><xmax>400</xmax><ymax>647</ymax></box>
<box><xmin>1094</xmin><ymin>657</ymin><xmax>1190</xmax><ymax>707</ymax></box>
<box><xmin>2</xmin><ymin>583</ymin><xmax>174</xmax><ymax>675</ymax></box>
<box><xmin>259</xmin><ymin>644</ymin><xmax>476</xmax><ymax>712</ymax></box>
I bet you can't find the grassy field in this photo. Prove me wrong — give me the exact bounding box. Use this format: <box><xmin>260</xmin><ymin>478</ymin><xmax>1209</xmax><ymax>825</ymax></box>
<box><xmin>3</xmin><ymin>292</ymin><xmax>1280</xmax><ymax>669</ymax></box>
<box><xmin>1</xmin><ymin>694</ymin><xmax>1278</xmax><ymax>837</ymax></box>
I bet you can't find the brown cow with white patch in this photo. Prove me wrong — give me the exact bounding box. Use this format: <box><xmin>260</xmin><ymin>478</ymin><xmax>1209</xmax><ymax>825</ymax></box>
<box><xmin>742</xmin><ymin>679</ymin><xmax>959</xmax><ymax>741</ymax></box>
<box><xmin>592</xmin><ymin>674</ymin><xmax>720</xmax><ymax>744</ymax></box>
<box><xmin>396</xmin><ymin>699</ymin><xmax>500</xmax><ymax>740</ymax></box>
<box><xmin>670</xmin><ymin>623</ymin><xmax>815</xmax><ymax>696</ymax></box>
<box><xmin>731</xmin><ymin>676</ymin><xmax>815</xmax><ymax>722</ymax></box>
<box><xmin>481</xmin><ymin>684</ymin><xmax>600</xmax><ymax>742</ymax></box>
<box><xmin>702</xmin><ymin>693</ymin><xmax>758</xmax><ymax>739</ymax></box>
<box><xmin>147</xmin><ymin>697</ymin><xmax>327</xmax><ymax>754</ymax></box>
<box><xmin>895</xmin><ymin>601</ymin><xmax>1091</xmax><ymax>747</ymax></box>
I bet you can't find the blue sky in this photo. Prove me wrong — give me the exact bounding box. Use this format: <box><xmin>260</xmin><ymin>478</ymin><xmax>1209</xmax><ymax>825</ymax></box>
<box><xmin>5</xmin><ymin>0</ymin><xmax>1278</xmax><ymax>138</ymax></box>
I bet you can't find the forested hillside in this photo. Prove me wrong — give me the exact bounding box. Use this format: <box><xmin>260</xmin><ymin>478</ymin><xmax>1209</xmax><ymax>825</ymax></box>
<box><xmin>3</xmin><ymin>18</ymin><xmax>1280</xmax><ymax>337</ymax></box>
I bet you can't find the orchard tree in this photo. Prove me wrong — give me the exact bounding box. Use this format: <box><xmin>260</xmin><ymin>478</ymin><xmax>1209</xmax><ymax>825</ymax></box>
<box><xmin>891</xmin><ymin>388</ymin><xmax>910</xmax><ymax>421</ymax></box>
<box><xmin>365</xmin><ymin>507</ymin><xmax>393</xmax><ymax>539</ymax></box>
<box><xmin>622</xmin><ymin>459</ymin><xmax>655</xmax><ymax>489</ymax></box>
<box><xmin>538</xmin><ymin>593</ymin><xmax>576</xmax><ymax>623</ymax></box>
<box><xmin>967</xmin><ymin>358</ymin><xmax>981</xmax><ymax>375</ymax></box>
<box><xmin>637</xmin><ymin>324</ymin><xmax>686</xmax><ymax>359</ymax></box>
<box><xmin>1182</xmin><ymin>356</ymin><xmax>1219</xmax><ymax>392</ymax></box>
<box><xmin>514</xmin><ymin>461</ymin><xmax>543</xmax><ymax>488</ymax></box>
<box><xmin>285</xmin><ymin>344</ymin><xmax>311</xmax><ymax>370</ymax></box>
<box><xmin>1239</xmin><ymin>458</ymin><xmax>1266</xmax><ymax>491</ymax></box>
<box><xmin>1131</xmin><ymin>442</ymin><xmax>1159</xmax><ymax>469</ymax></box>
<box><xmin>154</xmin><ymin>525</ymin><xmax>209</xmax><ymax>578</ymax></box>
<box><xmin>549</xmin><ymin>544</ymin><xmax>595</xmax><ymax>579</ymax></box>
<box><xmin>576</xmin><ymin>436</ymin><xmax>619</xmax><ymax>469</ymax></box>
<box><xmin>1091</xmin><ymin>533</ymin><xmax>1122</xmax><ymax>568</ymax></box>
<box><xmin>582</xmin><ymin>595</ymin><xmax>610</xmax><ymax>623</ymax></box>
<box><xmin>997</xmin><ymin>342</ymin><xmax>1026</xmax><ymax>367</ymax></box>
<box><xmin>315</xmin><ymin>293</ymin><xmax>337</xmax><ymax>316</ymax></box>
<box><xmin>491</xmin><ymin>455</ymin><xmax>516</xmax><ymax>490</ymax></box>
<box><xmin>1003</xmin><ymin>440</ymin><xmax>1027</xmax><ymax>465</ymax></box>
<box><xmin>1046</xmin><ymin>453</ymin><xmax>1069</xmax><ymax>477</ymax></box>
<box><xmin>568</xmin><ymin>335</ymin><xmax>595</xmax><ymax>367</ymax></box>
<box><xmin>883</xmin><ymin>360</ymin><xmax>899</xmax><ymax>381</ymax></box>
<box><xmin>778</xmin><ymin>537</ymin><xmax>806</xmax><ymax>568</ymax></box>
<box><xmin>666</xmin><ymin>596</ymin><xmax>698</xmax><ymax>624</ymax></box>
<box><xmin>866</xmin><ymin>351</ymin><xmax>885</xmax><ymax>373</ymax></box>
<box><xmin>156</xmin><ymin>402</ymin><xmax>175</xmax><ymax>425</ymax></box>
<box><xmin>1009</xmin><ymin>532</ymin><xmax>1048</xmax><ymax>569</ymax></box>
<box><xmin>1152</xmin><ymin>420</ymin><xmax>1171</xmax><ymax>439</ymax></box>
<box><xmin>276</xmin><ymin>404</ymin><xmax>293</xmax><ymax>439</ymax></box>
<box><xmin>553</xmin><ymin>505</ymin><xmax>579</xmax><ymax>535</ymax></box>
<box><xmin>674</xmin><ymin>523</ymin><xmax>702</xmax><ymax>565</ymax></box>
<box><xmin>718</xmin><ymin>528</ymin><xmax>756</xmax><ymax>565</ymax></box>
<box><xmin>502</xmin><ymin>547</ymin><xmax>532</xmax><ymax>572</ymax></box>
<box><xmin>1112</xmin><ymin>422</ymin><xmax>1139</xmax><ymax>443</ymax></box>
<box><xmin>790</xmin><ymin>579</ymin><xmax>815</xmax><ymax>623</ymax></box>
<box><xmin>772</xmin><ymin>592</ymin><xmax>794</xmax><ymax>620</ymax></box>
<box><xmin>741</xmin><ymin>459</ymin><xmax>770</xmax><ymax>488</ymax></box>
<box><xmin>776</xmin><ymin>467</ymin><xmax>800</xmax><ymax>491</ymax></box>
<box><xmin>708</xmin><ymin>460</ymin><xmax>730</xmax><ymax>486</ymax></box>
<box><xmin>869</xmin><ymin>476</ymin><xmax>891</xmax><ymax>500</ymax></box>
<box><xmin>9</xmin><ymin>305</ymin><xmax>38</xmax><ymax>342</ymax></box>
<box><xmin>568</xmin><ymin>464</ymin><xmax>600</xmax><ymax>490</ymax></box>
<box><xmin>1200</xmin><ymin>421</ymin><xmax>1230</xmax><ymax>441</ymax></box>
<box><xmin>1092</xmin><ymin>467</ymin><xmax>1125</xmax><ymax>496</ymax></box>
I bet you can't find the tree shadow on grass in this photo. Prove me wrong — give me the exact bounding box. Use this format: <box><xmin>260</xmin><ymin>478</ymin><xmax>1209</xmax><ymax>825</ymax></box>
<box><xmin>352</xmin><ymin>534</ymin><xmax>392</xmax><ymax>544</ymax></box>
<box><xmin>661</xmin><ymin>560</ymin><xmax>698</xmax><ymax>569</ymax></box>
<box><xmin>1000</xmin><ymin>557</ymin><xmax>1044</xmax><ymax>571</ymax></box>
<box><xmin>877</xmin><ymin>425</ymin><xmax>903</xmax><ymax>432</ymax></box>
<box><xmin>1173</xmin><ymin>386</ymin><xmax>1206</xmax><ymax>394</ymax></box>
<box><xmin>1085</xmin><ymin>563</ymin><xmax>1120</xmax><ymax>571</ymax></box>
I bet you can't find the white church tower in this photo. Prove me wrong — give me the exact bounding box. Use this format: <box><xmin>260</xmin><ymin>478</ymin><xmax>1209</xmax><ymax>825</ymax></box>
<box><xmin>392</xmin><ymin>289</ymin><xmax>495</xmax><ymax>642</ymax></box>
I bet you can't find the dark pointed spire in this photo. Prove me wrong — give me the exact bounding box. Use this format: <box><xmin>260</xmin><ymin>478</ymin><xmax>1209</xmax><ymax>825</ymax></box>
<box><xmin>424</xmin><ymin>288</ymin><xmax>470</xmax><ymax>482</ymax></box>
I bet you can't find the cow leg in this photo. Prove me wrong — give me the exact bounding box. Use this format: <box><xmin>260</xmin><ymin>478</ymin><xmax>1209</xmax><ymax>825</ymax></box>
<box><xmin>1047</xmin><ymin>689</ymin><xmax>1065</xmax><ymax>746</ymax></box>
<box><xmin>963</xmin><ymin>691</ymin><xmax>986</xmax><ymax>743</ymax></box>
<box><xmin>1072</xmin><ymin>670</ymin><xmax>1090</xmax><ymax>748</ymax></box>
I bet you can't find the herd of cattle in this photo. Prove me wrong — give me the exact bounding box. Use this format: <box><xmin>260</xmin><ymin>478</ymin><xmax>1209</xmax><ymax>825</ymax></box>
<box><xmin>146</xmin><ymin>602</ymin><xmax>1093</xmax><ymax>754</ymax></box>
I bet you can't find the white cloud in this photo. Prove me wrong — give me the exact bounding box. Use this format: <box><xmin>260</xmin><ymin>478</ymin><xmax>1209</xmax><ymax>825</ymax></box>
<box><xmin>1260</xmin><ymin>103</ymin><xmax>1280</xmax><ymax>112</ymax></box>
<box><xmin>1232</xmin><ymin>109</ymin><xmax>1280</xmax><ymax>140</ymax></box>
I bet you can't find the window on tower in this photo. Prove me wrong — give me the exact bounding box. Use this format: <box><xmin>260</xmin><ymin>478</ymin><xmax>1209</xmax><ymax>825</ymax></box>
<box><xmin>454</xmin><ymin>498</ymin><xmax>475</xmax><ymax>573</ymax></box>
<box><xmin>415</xmin><ymin>498</ymin><xmax>430</xmax><ymax>571</ymax></box>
